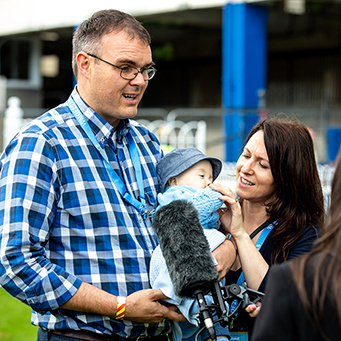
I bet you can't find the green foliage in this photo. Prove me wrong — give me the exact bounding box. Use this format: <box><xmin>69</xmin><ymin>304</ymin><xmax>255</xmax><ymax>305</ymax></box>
<box><xmin>152</xmin><ymin>43</ymin><xmax>174</xmax><ymax>62</ymax></box>
<box><xmin>306</xmin><ymin>1</ymin><xmax>324</xmax><ymax>14</ymax></box>
<box><xmin>0</xmin><ymin>289</ymin><xmax>37</xmax><ymax>340</ymax></box>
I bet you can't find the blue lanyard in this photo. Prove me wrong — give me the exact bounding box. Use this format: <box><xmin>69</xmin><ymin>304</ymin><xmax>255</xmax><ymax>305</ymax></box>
<box><xmin>230</xmin><ymin>220</ymin><xmax>277</xmax><ymax>314</ymax></box>
<box><xmin>67</xmin><ymin>96</ymin><xmax>148</xmax><ymax>217</ymax></box>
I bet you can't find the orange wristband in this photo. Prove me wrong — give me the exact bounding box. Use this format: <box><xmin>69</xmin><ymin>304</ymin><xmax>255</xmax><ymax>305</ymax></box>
<box><xmin>116</xmin><ymin>296</ymin><xmax>126</xmax><ymax>320</ymax></box>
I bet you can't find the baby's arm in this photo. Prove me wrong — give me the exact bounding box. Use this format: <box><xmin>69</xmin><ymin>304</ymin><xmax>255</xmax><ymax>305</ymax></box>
<box><xmin>150</xmin><ymin>246</ymin><xmax>201</xmax><ymax>325</ymax></box>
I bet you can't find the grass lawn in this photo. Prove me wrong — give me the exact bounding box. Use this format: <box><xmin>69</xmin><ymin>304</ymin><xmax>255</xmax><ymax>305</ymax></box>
<box><xmin>0</xmin><ymin>288</ymin><xmax>38</xmax><ymax>340</ymax></box>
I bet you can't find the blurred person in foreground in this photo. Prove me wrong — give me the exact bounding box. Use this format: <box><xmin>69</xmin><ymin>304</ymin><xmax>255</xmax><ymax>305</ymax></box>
<box><xmin>0</xmin><ymin>9</ymin><xmax>235</xmax><ymax>341</ymax></box>
<box><xmin>251</xmin><ymin>147</ymin><xmax>341</xmax><ymax>341</ymax></box>
<box><xmin>210</xmin><ymin>116</ymin><xmax>325</xmax><ymax>339</ymax></box>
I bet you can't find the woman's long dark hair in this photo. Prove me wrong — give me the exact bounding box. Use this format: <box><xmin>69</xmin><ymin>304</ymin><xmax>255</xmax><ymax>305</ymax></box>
<box><xmin>291</xmin><ymin>148</ymin><xmax>341</xmax><ymax>339</ymax></box>
<box><xmin>245</xmin><ymin>116</ymin><xmax>325</xmax><ymax>263</ymax></box>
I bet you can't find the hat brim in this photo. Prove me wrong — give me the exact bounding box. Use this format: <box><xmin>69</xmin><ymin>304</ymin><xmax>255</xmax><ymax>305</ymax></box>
<box><xmin>157</xmin><ymin>147</ymin><xmax>222</xmax><ymax>192</ymax></box>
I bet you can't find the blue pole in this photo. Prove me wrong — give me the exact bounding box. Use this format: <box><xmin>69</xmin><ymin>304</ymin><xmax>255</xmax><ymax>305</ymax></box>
<box><xmin>222</xmin><ymin>2</ymin><xmax>268</xmax><ymax>161</ymax></box>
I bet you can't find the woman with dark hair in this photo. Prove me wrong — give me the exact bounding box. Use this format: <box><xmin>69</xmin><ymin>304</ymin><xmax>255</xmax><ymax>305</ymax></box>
<box><xmin>210</xmin><ymin>116</ymin><xmax>325</xmax><ymax>338</ymax></box>
<box><xmin>251</xmin><ymin>148</ymin><xmax>341</xmax><ymax>341</ymax></box>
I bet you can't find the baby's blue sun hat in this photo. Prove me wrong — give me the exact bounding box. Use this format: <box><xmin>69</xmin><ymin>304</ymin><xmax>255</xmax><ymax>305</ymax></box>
<box><xmin>157</xmin><ymin>147</ymin><xmax>222</xmax><ymax>192</ymax></box>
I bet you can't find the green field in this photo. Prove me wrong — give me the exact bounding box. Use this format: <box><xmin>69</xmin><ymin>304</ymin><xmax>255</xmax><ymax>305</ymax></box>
<box><xmin>0</xmin><ymin>288</ymin><xmax>37</xmax><ymax>340</ymax></box>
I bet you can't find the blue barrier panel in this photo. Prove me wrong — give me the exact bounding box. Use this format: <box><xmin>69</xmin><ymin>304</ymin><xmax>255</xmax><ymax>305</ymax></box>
<box><xmin>223</xmin><ymin>112</ymin><xmax>259</xmax><ymax>161</ymax></box>
<box><xmin>327</xmin><ymin>127</ymin><xmax>341</xmax><ymax>162</ymax></box>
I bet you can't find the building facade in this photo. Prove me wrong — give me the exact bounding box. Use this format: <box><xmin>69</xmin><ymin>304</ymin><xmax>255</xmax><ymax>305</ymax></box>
<box><xmin>0</xmin><ymin>0</ymin><xmax>340</xmax><ymax>161</ymax></box>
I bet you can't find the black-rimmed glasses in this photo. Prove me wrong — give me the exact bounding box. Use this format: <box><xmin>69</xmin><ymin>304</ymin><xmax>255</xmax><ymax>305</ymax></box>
<box><xmin>87</xmin><ymin>53</ymin><xmax>156</xmax><ymax>81</ymax></box>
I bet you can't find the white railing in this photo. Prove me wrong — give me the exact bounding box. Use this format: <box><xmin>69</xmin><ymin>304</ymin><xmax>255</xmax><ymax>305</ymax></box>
<box><xmin>137</xmin><ymin>114</ymin><xmax>207</xmax><ymax>153</ymax></box>
<box><xmin>3</xmin><ymin>96</ymin><xmax>34</xmax><ymax>148</ymax></box>
<box><xmin>3</xmin><ymin>96</ymin><xmax>208</xmax><ymax>154</ymax></box>
<box><xmin>2</xmin><ymin>96</ymin><xmax>335</xmax><ymax>207</ymax></box>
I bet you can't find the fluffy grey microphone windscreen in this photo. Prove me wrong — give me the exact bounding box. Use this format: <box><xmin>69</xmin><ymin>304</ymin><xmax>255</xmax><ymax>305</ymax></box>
<box><xmin>152</xmin><ymin>200</ymin><xmax>219</xmax><ymax>298</ymax></box>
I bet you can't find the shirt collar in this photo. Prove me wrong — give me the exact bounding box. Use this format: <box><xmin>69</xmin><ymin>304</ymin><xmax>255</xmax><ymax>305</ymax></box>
<box><xmin>71</xmin><ymin>87</ymin><xmax>131</xmax><ymax>148</ymax></box>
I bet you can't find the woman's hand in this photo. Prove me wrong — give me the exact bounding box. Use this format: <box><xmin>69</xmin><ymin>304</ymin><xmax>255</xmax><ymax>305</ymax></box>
<box><xmin>245</xmin><ymin>302</ymin><xmax>262</xmax><ymax>318</ymax></box>
<box><xmin>209</xmin><ymin>183</ymin><xmax>244</xmax><ymax>238</ymax></box>
<box><xmin>210</xmin><ymin>184</ymin><xmax>269</xmax><ymax>290</ymax></box>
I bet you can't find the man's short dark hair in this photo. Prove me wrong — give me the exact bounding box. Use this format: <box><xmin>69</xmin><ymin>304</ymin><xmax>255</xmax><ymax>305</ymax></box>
<box><xmin>72</xmin><ymin>9</ymin><xmax>151</xmax><ymax>77</ymax></box>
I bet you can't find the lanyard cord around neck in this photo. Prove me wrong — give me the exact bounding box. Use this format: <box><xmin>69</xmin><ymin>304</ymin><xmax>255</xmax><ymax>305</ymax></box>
<box><xmin>67</xmin><ymin>96</ymin><xmax>148</xmax><ymax>217</ymax></box>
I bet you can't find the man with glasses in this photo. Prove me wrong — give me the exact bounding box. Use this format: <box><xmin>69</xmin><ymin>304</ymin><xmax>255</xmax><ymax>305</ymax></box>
<box><xmin>0</xmin><ymin>9</ymin><xmax>235</xmax><ymax>341</ymax></box>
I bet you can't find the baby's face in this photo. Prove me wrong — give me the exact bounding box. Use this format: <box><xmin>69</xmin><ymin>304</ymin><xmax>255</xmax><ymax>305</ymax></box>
<box><xmin>175</xmin><ymin>160</ymin><xmax>213</xmax><ymax>189</ymax></box>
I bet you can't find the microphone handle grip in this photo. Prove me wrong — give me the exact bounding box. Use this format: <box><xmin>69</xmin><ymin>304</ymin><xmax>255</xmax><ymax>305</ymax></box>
<box><xmin>195</xmin><ymin>290</ymin><xmax>216</xmax><ymax>341</ymax></box>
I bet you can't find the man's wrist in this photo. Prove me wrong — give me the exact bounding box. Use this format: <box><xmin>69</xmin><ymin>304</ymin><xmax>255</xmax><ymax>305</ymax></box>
<box><xmin>115</xmin><ymin>296</ymin><xmax>126</xmax><ymax>320</ymax></box>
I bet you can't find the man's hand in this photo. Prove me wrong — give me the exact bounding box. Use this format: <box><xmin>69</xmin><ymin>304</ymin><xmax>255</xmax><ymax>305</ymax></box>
<box><xmin>212</xmin><ymin>238</ymin><xmax>236</xmax><ymax>281</ymax></box>
<box><xmin>125</xmin><ymin>289</ymin><xmax>186</xmax><ymax>324</ymax></box>
<box><xmin>61</xmin><ymin>282</ymin><xmax>185</xmax><ymax>324</ymax></box>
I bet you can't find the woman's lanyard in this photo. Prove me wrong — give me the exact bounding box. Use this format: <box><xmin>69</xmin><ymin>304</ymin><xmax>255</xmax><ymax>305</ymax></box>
<box><xmin>230</xmin><ymin>219</ymin><xmax>278</xmax><ymax>314</ymax></box>
<box><xmin>67</xmin><ymin>96</ymin><xmax>149</xmax><ymax>218</ymax></box>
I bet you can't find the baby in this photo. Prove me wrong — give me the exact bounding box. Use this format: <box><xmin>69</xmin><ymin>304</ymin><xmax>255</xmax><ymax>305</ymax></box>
<box><xmin>150</xmin><ymin>147</ymin><xmax>230</xmax><ymax>341</ymax></box>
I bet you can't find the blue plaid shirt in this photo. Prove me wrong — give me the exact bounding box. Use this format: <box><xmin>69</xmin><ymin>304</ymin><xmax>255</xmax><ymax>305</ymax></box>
<box><xmin>0</xmin><ymin>88</ymin><xmax>170</xmax><ymax>337</ymax></box>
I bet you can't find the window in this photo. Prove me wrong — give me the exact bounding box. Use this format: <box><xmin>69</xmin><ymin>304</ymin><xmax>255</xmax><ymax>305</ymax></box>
<box><xmin>0</xmin><ymin>37</ymin><xmax>41</xmax><ymax>89</ymax></box>
<box><xmin>1</xmin><ymin>40</ymin><xmax>30</xmax><ymax>80</ymax></box>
